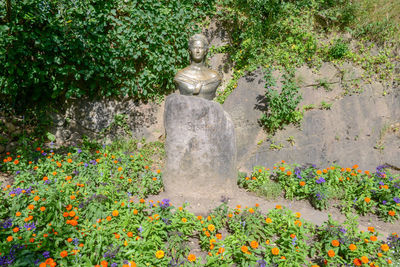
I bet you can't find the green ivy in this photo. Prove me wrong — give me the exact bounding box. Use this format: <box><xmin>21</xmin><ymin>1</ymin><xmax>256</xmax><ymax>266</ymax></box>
<box><xmin>0</xmin><ymin>0</ymin><xmax>215</xmax><ymax>109</ymax></box>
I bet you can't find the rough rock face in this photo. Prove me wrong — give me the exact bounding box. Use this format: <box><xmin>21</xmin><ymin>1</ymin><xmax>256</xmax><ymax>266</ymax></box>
<box><xmin>223</xmin><ymin>65</ymin><xmax>400</xmax><ymax>171</ymax></box>
<box><xmin>49</xmin><ymin>97</ymin><xmax>164</xmax><ymax>146</ymax></box>
<box><xmin>163</xmin><ymin>94</ymin><xmax>237</xmax><ymax>198</ymax></box>
<box><xmin>223</xmin><ymin>70</ymin><xmax>266</xmax><ymax>162</ymax></box>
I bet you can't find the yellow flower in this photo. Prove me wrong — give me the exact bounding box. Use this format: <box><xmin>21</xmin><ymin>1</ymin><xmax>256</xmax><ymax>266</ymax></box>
<box><xmin>155</xmin><ymin>250</ymin><xmax>164</xmax><ymax>259</ymax></box>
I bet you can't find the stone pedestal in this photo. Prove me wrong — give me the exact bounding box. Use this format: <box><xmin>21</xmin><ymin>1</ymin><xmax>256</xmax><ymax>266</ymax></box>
<box><xmin>163</xmin><ymin>94</ymin><xmax>237</xmax><ymax>198</ymax></box>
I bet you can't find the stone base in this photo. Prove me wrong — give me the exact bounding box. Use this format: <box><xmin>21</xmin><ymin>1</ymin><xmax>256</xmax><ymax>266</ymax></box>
<box><xmin>163</xmin><ymin>94</ymin><xmax>237</xmax><ymax>197</ymax></box>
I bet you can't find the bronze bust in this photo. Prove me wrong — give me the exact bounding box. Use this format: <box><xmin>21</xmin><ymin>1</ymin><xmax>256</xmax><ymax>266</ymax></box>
<box><xmin>174</xmin><ymin>34</ymin><xmax>221</xmax><ymax>100</ymax></box>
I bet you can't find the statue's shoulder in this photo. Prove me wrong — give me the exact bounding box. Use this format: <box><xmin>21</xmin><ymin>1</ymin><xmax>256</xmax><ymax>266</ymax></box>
<box><xmin>207</xmin><ymin>69</ymin><xmax>221</xmax><ymax>81</ymax></box>
<box><xmin>174</xmin><ymin>66</ymin><xmax>194</xmax><ymax>82</ymax></box>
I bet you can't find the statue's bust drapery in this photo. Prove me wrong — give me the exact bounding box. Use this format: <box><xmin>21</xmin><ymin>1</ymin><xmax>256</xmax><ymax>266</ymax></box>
<box><xmin>174</xmin><ymin>34</ymin><xmax>221</xmax><ymax>101</ymax></box>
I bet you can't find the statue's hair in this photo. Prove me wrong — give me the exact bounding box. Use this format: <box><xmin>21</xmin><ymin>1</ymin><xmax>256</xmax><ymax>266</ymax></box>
<box><xmin>188</xmin><ymin>34</ymin><xmax>209</xmax><ymax>50</ymax></box>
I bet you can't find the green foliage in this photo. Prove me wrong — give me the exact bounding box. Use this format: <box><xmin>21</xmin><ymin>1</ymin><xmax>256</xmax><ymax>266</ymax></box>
<box><xmin>259</xmin><ymin>68</ymin><xmax>303</xmax><ymax>134</ymax></box>
<box><xmin>328</xmin><ymin>39</ymin><xmax>349</xmax><ymax>59</ymax></box>
<box><xmin>0</xmin><ymin>0</ymin><xmax>215</xmax><ymax>109</ymax></box>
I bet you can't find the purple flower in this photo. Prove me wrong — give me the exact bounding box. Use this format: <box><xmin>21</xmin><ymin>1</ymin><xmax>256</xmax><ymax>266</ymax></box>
<box><xmin>382</xmin><ymin>200</ymin><xmax>387</xmax><ymax>205</ymax></box>
<box><xmin>1</xmin><ymin>218</ymin><xmax>12</xmax><ymax>229</ymax></box>
<box><xmin>77</xmin><ymin>149</ymin><xmax>82</xmax><ymax>154</ymax></box>
<box><xmin>111</xmin><ymin>263</ymin><xmax>118</xmax><ymax>267</ymax></box>
<box><xmin>316</xmin><ymin>177</ymin><xmax>326</xmax><ymax>184</ymax></box>
<box><xmin>24</xmin><ymin>222</ymin><xmax>36</xmax><ymax>231</ymax></box>
<box><xmin>379</xmin><ymin>181</ymin><xmax>385</xmax><ymax>186</ymax></box>
<box><xmin>339</xmin><ymin>227</ymin><xmax>347</xmax><ymax>234</ymax></box>
<box><xmin>159</xmin><ymin>198</ymin><xmax>170</xmax><ymax>209</ymax></box>
<box><xmin>393</xmin><ymin>197</ymin><xmax>400</xmax><ymax>204</ymax></box>
<box><xmin>16</xmin><ymin>171</ymin><xmax>20</xmax><ymax>175</ymax></box>
<box><xmin>257</xmin><ymin>259</ymin><xmax>267</xmax><ymax>267</ymax></box>
<box><xmin>84</xmin><ymin>163</ymin><xmax>89</xmax><ymax>168</ymax></box>
<box><xmin>292</xmin><ymin>236</ymin><xmax>297</xmax><ymax>246</ymax></box>
<box><xmin>72</xmin><ymin>238</ymin><xmax>79</xmax><ymax>246</ymax></box>
<box><xmin>43</xmin><ymin>251</ymin><xmax>50</xmax><ymax>259</ymax></box>
<box><xmin>294</xmin><ymin>167</ymin><xmax>302</xmax><ymax>179</ymax></box>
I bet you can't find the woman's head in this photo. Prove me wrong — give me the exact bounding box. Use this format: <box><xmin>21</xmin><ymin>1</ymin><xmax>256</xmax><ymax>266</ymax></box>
<box><xmin>189</xmin><ymin>34</ymin><xmax>208</xmax><ymax>63</ymax></box>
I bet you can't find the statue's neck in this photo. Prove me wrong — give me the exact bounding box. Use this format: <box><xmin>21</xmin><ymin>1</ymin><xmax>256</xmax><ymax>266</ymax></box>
<box><xmin>190</xmin><ymin>61</ymin><xmax>205</xmax><ymax>70</ymax></box>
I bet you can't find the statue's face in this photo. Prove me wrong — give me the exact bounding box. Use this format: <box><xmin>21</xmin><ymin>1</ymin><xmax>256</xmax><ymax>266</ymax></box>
<box><xmin>190</xmin><ymin>40</ymin><xmax>207</xmax><ymax>63</ymax></box>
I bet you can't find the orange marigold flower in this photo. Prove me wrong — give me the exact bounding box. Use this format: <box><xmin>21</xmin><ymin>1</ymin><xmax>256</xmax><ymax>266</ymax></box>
<box><xmin>208</xmin><ymin>224</ymin><xmax>215</xmax><ymax>232</ymax></box>
<box><xmin>294</xmin><ymin>220</ymin><xmax>302</xmax><ymax>227</ymax></box>
<box><xmin>188</xmin><ymin>254</ymin><xmax>196</xmax><ymax>262</ymax></box>
<box><xmin>352</xmin><ymin>164</ymin><xmax>358</xmax><ymax>169</ymax></box>
<box><xmin>181</xmin><ymin>218</ymin><xmax>187</xmax><ymax>223</ymax></box>
<box><xmin>155</xmin><ymin>250</ymin><xmax>164</xmax><ymax>259</ymax></box>
<box><xmin>353</xmin><ymin>258</ymin><xmax>362</xmax><ymax>266</ymax></box>
<box><xmin>271</xmin><ymin>247</ymin><xmax>279</xmax><ymax>255</ymax></box>
<box><xmin>114</xmin><ymin>233</ymin><xmax>120</xmax><ymax>239</ymax></box>
<box><xmin>299</xmin><ymin>181</ymin><xmax>305</xmax><ymax>186</ymax></box>
<box><xmin>248</xmin><ymin>208</ymin><xmax>254</xmax><ymax>214</ymax></box>
<box><xmin>380</xmin><ymin>244</ymin><xmax>389</xmax><ymax>251</ymax></box>
<box><xmin>69</xmin><ymin>211</ymin><xmax>76</xmax><ymax>217</ymax></box>
<box><xmin>370</xmin><ymin>235</ymin><xmax>377</xmax><ymax>241</ymax></box>
<box><xmin>127</xmin><ymin>232</ymin><xmax>133</xmax><ymax>237</ymax></box>
<box><xmin>265</xmin><ymin>217</ymin><xmax>272</xmax><ymax>223</ymax></box>
<box><xmin>13</xmin><ymin>227</ymin><xmax>19</xmax><ymax>233</ymax></box>
<box><xmin>7</xmin><ymin>236</ymin><xmax>13</xmax><ymax>242</ymax></box>
<box><xmin>364</xmin><ymin>197</ymin><xmax>370</xmax><ymax>203</ymax></box>
<box><xmin>331</xmin><ymin>240</ymin><xmax>339</xmax><ymax>247</ymax></box>
<box><xmin>112</xmin><ymin>210</ymin><xmax>119</xmax><ymax>217</ymax></box>
<box><xmin>295</xmin><ymin>212</ymin><xmax>301</xmax><ymax>218</ymax></box>
<box><xmin>388</xmin><ymin>210</ymin><xmax>396</xmax><ymax>216</ymax></box>
<box><xmin>33</xmin><ymin>196</ymin><xmax>40</xmax><ymax>201</ymax></box>
<box><xmin>106</xmin><ymin>216</ymin><xmax>112</xmax><ymax>221</ymax></box>
<box><xmin>218</xmin><ymin>247</ymin><xmax>225</xmax><ymax>254</ymax></box>
<box><xmin>40</xmin><ymin>206</ymin><xmax>45</xmax><ymax>211</ymax></box>
<box><xmin>70</xmin><ymin>195</ymin><xmax>75</xmax><ymax>200</ymax></box>
<box><xmin>286</xmin><ymin>171</ymin><xmax>292</xmax><ymax>176</ymax></box>
<box><xmin>279</xmin><ymin>166</ymin><xmax>285</xmax><ymax>172</ymax></box>
<box><xmin>216</xmin><ymin>233</ymin><xmax>222</xmax><ymax>239</ymax></box>
<box><xmin>66</xmin><ymin>205</ymin><xmax>72</xmax><ymax>211</ymax></box>
<box><xmin>250</xmin><ymin>240</ymin><xmax>259</xmax><ymax>249</ymax></box>
<box><xmin>28</xmin><ymin>204</ymin><xmax>34</xmax><ymax>210</ymax></box>
<box><xmin>316</xmin><ymin>170</ymin><xmax>322</xmax><ymax>175</ymax></box>
<box><xmin>241</xmin><ymin>245</ymin><xmax>250</xmax><ymax>254</ymax></box>
<box><xmin>327</xmin><ymin>250</ymin><xmax>335</xmax><ymax>257</ymax></box>
<box><xmin>133</xmin><ymin>209</ymin><xmax>138</xmax><ymax>215</ymax></box>
<box><xmin>60</xmin><ymin>251</ymin><xmax>68</xmax><ymax>258</ymax></box>
<box><xmin>349</xmin><ymin>244</ymin><xmax>357</xmax><ymax>251</ymax></box>
<box><xmin>275</xmin><ymin>205</ymin><xmax>282</xmax><ymax>209</ymax></box>
<box><xmin>360</xmin><ymin>256</ymin><xmax>369</xmax><ymax>264</ymax></box>
<box><xmin>368</xmin><ymin>227</ymin><xmax>375</xmax><ymax>232</ymax></box>
<box><xmin>16</xmin><ymin>212</ymin><xmax>21</xmax><ymax>217</ymax></box>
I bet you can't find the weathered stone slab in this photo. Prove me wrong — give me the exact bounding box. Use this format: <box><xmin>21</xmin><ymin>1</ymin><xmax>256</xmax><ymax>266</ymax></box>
<box><xmin>223</xmin><ymin>69</ymin><xmax>267</xmax><ymax>163</ymax></box>
<box><xmin>163</xmin><ymin>94</ymin><xmax>237</xmax><ymax>197</ymax></box>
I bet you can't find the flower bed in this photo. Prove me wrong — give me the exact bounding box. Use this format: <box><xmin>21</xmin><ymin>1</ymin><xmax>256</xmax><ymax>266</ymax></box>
<box><xmin>239</xmin><ymin>161</ymin><xmax>400</xmax><ymax>222</ymax></box>
<box><xmin>1</xmin><ymin>147</ymin><xmax>399</xmax><ymax>266</ymax></box>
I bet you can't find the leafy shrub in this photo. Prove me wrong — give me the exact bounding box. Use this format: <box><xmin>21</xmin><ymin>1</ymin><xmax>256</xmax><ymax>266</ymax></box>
<box><xmin>0</xmin><ymin>0</ymin><xmax>215</xmax><ymax>109</ymax></box>
<box><xmin>328</xmin><ymin>39</ymin><xmax>349</xmax><ymax>59</ymax></box>
<box><xmin>259</xmin><ymin>68</ymin><xmax>303</xmax><ymax>134</ymax></box>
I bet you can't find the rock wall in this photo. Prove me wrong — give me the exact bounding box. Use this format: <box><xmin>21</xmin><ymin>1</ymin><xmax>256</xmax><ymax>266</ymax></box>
<box><xmin>49</xmin><ymin>97</ymin><xmax>164</xmax><ymax>146</ymax></box>
<box><xmin>223</xmin><ymin>65</ymin><xmax>400</xmax><ymax>171</ymax></box>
